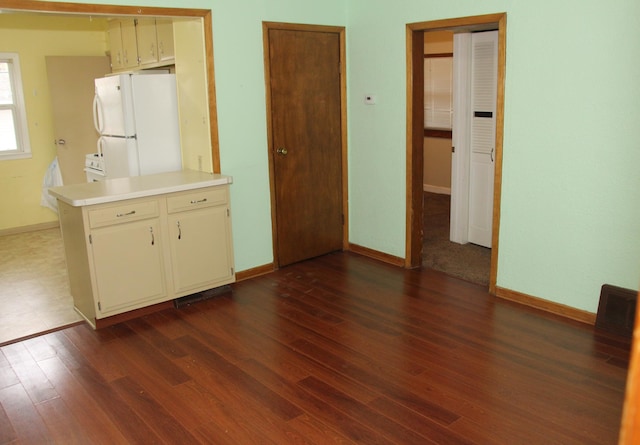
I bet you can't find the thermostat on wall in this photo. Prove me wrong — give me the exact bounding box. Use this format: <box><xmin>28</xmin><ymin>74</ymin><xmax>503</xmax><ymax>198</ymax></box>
<box><xmin>364</xmin><ymin>94</ymin><xmax>377</xmax><ymax>105</ymax></box>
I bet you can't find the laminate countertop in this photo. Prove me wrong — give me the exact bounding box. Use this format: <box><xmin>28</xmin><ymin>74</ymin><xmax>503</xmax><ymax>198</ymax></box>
<box><xmin>49</xmin><ymin>169</ymin><xmax>233</xmax><ymax>207</ymax></box>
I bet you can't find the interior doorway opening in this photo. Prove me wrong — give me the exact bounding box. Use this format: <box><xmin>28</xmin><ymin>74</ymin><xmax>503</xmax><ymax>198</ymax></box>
<box><xmin>406</xmin><ymin>13</ymin><xmax>506</xmax><ymax>294</ymax></box>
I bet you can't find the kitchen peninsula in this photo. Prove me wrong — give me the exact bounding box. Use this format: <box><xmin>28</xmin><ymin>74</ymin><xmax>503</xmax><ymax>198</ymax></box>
<box><xmin>49</xmin><ymin>169</ymin><xmax>235</xmax><ymax>328</ymax></box>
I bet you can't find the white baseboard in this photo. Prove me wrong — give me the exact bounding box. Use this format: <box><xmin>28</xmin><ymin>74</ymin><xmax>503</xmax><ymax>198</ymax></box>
<box><xmin>423</xmin><ymin>184</ymin><xmax>451</xmax><ymax>195</ymax></box>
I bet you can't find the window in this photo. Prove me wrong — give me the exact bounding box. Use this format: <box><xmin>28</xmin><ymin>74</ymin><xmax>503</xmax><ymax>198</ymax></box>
<box><xmin>0</xmin><ymin>53</ymin><xmax>31</xmax><ymax>160</ymax></box>
<box><xmin>424</xmin><ymin>54</ymin><xmax>453</xmax><ymax>132</ymax></box>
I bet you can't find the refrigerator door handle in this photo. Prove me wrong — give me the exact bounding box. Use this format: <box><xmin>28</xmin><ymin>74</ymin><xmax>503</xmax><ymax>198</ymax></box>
<box><xmin>97</xmin><ymin>135</ymin><xmax>104</xmax><ymax>160</ymax></box>
<box><xmin>93</xmin><ymin>94</ymin><xmax>104</xmax><ymax>134</ymax></box>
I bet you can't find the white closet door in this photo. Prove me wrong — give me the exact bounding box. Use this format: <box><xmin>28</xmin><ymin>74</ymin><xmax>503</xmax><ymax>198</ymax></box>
<box><xmin>468</xmin><ymin>30</ymin><xmax>498</xmax><ymax>248</ymax></box>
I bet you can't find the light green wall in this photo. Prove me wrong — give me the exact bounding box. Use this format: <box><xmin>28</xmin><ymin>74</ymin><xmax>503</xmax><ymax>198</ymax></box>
<box><xmin>346</xmin><ymin>0</ymin><xmax>640</xmax><ymax>312</ymax></box>
<box><xmin>0</xmin><ymin>15</ymin><xmax>108</xmax><ymax>230</ymax></box>
<box><xmin>498</xmin><ymin>1</ymin><xmax>640</xmax><ymax>311</ymax></box>
<box><xmin>7</xmin><ymin>0</ymin><xmax>640</xmax><ymax>314</ymax></box>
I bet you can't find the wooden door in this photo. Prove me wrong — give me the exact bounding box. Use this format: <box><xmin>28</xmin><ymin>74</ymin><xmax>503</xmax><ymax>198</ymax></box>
<box><xmin>266</xmin><ymin>25</ymin><xmax>344</xmax><ymax>267</ymax></box>
<box><xmin>46</xmin><ymin>56</ymin><xmax>110</xmax><ymax>185</ymax></box>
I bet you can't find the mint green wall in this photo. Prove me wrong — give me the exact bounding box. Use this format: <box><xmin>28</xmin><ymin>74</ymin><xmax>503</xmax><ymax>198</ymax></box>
<box><xmin>497</xmin><ymin>2</ymin><xmax>640</xmax><ymax>312</ymax></box>
<box><xmin>38</xmin><ymin>0</ymin><xmax>639</xmax><ymax>313</ymax></box>
<box><xmin>347</xmin><ymin>0</ymin><xmax>640</xmax><ymax>312</ymax></box>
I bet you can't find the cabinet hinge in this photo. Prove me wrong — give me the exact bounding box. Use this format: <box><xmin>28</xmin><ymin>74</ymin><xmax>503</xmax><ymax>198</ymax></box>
<box><xmin>342</xmin><ymin>214</ymin><xmax>345</xmax><ymax>225</ymax></box>
<box><xmin>231</xmin><ymin>267</ymin><xmax>234</xmax><ymax>275</ymax></box>
<box><xmin>227</xmin><ymin>208</ymin><xmax>230</xmax><ymax>217</ymax></box>
<box><xmin>89</xmin><ymin>234</ymin><xmax>92</xmax><ymax>244</ymax></box>
<box><xmin>98</xmin><ymin>301</ymin><xmax>101</xmax><ymax>311</ymax></box>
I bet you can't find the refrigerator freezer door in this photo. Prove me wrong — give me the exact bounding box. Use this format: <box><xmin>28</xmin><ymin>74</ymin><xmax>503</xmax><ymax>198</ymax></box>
<box><xmin>94</xmin><ymin>74</ymin><xmax>136</xmax><ymax>137</ymax></box>
<box><xmin>101</xmin><ymin>136</ymin><xmax>139</xmax><ymax>179</ymax></box>
<box><xmin>130</xmin><ymin>74</ymin><xmax>182</xmax><ymax>175</ymax></box>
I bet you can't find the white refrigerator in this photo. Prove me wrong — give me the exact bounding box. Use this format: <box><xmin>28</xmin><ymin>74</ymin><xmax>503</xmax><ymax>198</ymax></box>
<box><xmin>93</xmin><ymin>72</ymin><xmax>182</xmax><ymax>179</ymax></box>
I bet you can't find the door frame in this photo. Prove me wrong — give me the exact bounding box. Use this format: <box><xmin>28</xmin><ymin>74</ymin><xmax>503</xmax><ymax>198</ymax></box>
<box><xmin>262</xmin><ymin>22</ymin><xmax>349</xmax><ymax>268</ymax></box>
<box><xmin>406</xmin><ymin>13</ymin><xmax>506</xmax><ymax>294</ymax></box>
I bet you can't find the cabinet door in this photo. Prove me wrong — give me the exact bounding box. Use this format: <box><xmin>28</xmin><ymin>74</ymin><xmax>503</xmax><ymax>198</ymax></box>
<box><xmin>155</xmin><ymin>18</ymin><xmax>175</xmax><ymax>63</ymax></box>
<box><xmin>107</xmin><ymin>20</ymin><xmax>124</xmax><ymax>71</ymax></box>
<box><xmin>168</xmin><ymin>205</ymin><xmax>234</xmax><ymax>295</ymax></box>
<box><xmin>90</xmin><ymin>218</ymin><xmax>167</xmax><ymax>316</ymax></box>
<box><xmin>120</xmin><ymin>18</ymin><xmax>139</xmax><ymax>69</ymax></box>
<box><xmin>136</xmin><ymin>18</ymin><xmax>158</xmax><ymax>66</ymax></box>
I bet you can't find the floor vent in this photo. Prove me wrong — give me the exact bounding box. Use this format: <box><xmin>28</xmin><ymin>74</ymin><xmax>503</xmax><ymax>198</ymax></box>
<box><xmin>596</xmin><ymin>284</ymin><xmax>637</xmax><ymax>338</ymax></box>
<box><xmin>174</xmin><ymin>285</ymin><xmax>232</xmax><ymax>308</ymax></box>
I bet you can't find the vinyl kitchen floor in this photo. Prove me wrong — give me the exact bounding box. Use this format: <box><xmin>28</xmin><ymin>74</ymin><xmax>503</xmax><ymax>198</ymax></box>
<box><xmin>0</xmin><ymin>227</ymin><xmax>81</xmax><ymax>345</ymax></box>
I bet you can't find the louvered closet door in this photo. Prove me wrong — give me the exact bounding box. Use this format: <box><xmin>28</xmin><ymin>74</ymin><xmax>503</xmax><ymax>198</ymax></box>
<box><xmin>468</xmin><ymin>30</ymin><xmax>498</xmax><ymax>248</ymax></box>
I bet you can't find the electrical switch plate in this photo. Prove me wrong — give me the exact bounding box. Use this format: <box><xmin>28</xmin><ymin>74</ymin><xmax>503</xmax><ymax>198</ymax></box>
<box><xmin>364</xmin><ymin>94</ymin><xmax>377</xmax><ymax>105</ymax></box>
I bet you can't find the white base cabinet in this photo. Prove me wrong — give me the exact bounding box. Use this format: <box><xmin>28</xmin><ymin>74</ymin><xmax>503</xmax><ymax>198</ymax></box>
<box><xmin>57</xmin><ymin>184</ymin><xmax>234</xmax><ymax>327</ymax></box>
<box><xmin>91</xmin><ymin>216</ymin><xmax>168</xmax><ymax>315</ymax></box>
<box><xmin>166</xmin><ymin>186</ymin><xmax>234</xmax><ymax>296</ymax></box>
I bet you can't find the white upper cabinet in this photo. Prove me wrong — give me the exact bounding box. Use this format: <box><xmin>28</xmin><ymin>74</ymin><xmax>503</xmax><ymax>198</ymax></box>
<box><xmin>108</xmin><ymin>18</ymin><xmax>175</xmax><ymax>72</ymax></box>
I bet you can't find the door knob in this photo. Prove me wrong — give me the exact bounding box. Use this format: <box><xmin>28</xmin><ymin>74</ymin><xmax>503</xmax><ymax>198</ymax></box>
<box><xmin>56</xmin><ymin>139</ymin><xmax>66</xmax><ymax>145</ymax></box>
<box><xmin>276</xmin><ymin>147</ymin><xmax>288</xmax><ymax>155</ymax></box>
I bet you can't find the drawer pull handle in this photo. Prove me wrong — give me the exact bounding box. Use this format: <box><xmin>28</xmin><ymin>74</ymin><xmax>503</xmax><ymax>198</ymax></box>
<box><xmin>150</xmin><ymin>227</ymin><xmax>155</xmax><ymax>246</ymax></box>
<box><xmin>177</xmin><ymin>221</ymin><xmax>181</xmax><ymax>240</ymax></box>
<box><xmin>190</xmin><ymin>198</ymin><xmax>207</xmax><ymax>204</ymax></box>
<box><xmin>116</xmin><ymin>210</ymin><xmax>136</xmax><ymax>217</ymax></box>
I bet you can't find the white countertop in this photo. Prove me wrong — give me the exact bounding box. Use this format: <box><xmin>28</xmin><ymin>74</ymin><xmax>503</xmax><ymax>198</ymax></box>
<box><xmin>49</xmin><ymin>169</ymin><xmax>233</xmax><ymax>207</ymax></box>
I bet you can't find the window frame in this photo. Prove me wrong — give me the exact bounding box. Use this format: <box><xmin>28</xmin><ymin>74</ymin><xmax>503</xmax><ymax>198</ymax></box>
<box><xmin>0</xmin><ymin>52</ymin><xmax>32</xmax><ymax>160</ymax></box>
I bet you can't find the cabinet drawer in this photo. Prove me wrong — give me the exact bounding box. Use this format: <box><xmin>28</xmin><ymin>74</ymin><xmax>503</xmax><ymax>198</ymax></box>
<box><xmin>167</xmin><ymin>187</ymin><xmax>227</xmax><ymax>214</ymax></box>
<box><xmin>88</xmin><ymin>200</ymin><xmax>160</xmax><ymax>228</ymax></box>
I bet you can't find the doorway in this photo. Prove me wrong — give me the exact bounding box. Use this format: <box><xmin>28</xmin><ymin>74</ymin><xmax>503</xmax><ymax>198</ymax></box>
<box><xmin>263</xmin><ymin>22</ymin><xmax>348</xmax><ymax>267</ymax></box>
<box><xmin>406</xmin><ymin>13</ymin><xmax>506</xmax><ymax>294</ymax></box>
<box><xmin>0</xmin><ymin>1</ymin><xmax>218</xmax><ymax>345</ymax></box>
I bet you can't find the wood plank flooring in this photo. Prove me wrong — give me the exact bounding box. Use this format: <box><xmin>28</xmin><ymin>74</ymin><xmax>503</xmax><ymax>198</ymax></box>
<box><xmin>0</xmin><ymin>252</ymin><xmax>630</xmax><ymax>444</ymax></box>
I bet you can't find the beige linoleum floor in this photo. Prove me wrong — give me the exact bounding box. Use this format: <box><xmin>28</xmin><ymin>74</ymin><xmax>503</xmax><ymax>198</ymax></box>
<box><xmin>0</xmin><ymin>227</ymin><xmax>81</xmax><ymax>345</ymax></box>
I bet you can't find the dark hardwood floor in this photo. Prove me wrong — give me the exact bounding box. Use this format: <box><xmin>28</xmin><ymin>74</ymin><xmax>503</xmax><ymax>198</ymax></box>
<box><xmin>0</xmin><ymin>252</ymin><xmax>630</xmax><ymax>444</ymax></box>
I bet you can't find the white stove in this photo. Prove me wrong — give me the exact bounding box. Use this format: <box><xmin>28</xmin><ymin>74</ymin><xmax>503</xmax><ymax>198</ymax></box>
<box><xmin>84</xmin><ymin>153</ymin><xmax>105</xmax><ymax>182</ymax></box>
